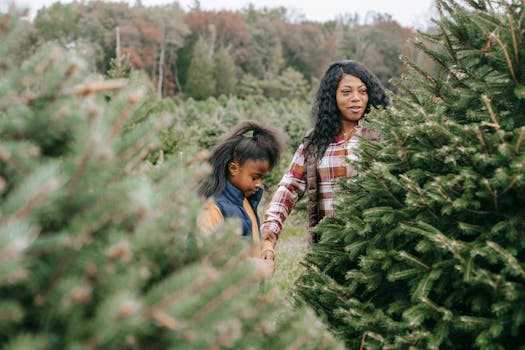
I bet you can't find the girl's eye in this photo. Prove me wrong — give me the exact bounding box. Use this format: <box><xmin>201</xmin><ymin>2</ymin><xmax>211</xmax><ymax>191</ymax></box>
<box><xmin>359</xmin><ymin>89</ymin><xmax>368</xmax><ymax>94</ymax></box>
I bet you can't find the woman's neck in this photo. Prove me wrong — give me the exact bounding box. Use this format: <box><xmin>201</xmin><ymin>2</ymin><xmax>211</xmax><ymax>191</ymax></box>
<box><xmin>339</xmin><ymin>120</ymin><xmax>358</xmax><ymax>138</ymax></box>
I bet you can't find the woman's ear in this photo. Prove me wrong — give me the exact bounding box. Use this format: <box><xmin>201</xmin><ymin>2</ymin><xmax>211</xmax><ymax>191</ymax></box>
<box><xmin>227</xmin><ymin>162</ymin><xmax>239</xmax><ymax>176</ymax></box>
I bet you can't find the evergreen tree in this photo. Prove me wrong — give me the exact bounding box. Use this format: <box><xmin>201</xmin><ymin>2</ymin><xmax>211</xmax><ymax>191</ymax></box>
<box><xmin>237</xmin><ymin>73</ymin><xmax>264</xmax><ymax>99</ymax></box>
<box><xmin>0</xmin><ymin>11</ymin><xmax>344</xmax><ymax>349</ymax></box>
<box><xmin>184</xmin><ymin>36</ymin><xmax>216</xmax><ymax>100</ymax></box>
<box><xmin>107</xmin><ymin>26</ymin><xmax>132</xmax><ymax>79</ymax></box>
<box><xmin>263</xmin><ymin>67</ymin><xmax>310</xmax><ymax>100</ymax></box>
<box><xmin>296</xmin><ymin>0</ymin><xmax>525</xmax><ymax>349</ymax></box>
<box><xmin>213</xmin><ymin>46</ymin><xmax>237</xmax><ymax>97</ymax></box>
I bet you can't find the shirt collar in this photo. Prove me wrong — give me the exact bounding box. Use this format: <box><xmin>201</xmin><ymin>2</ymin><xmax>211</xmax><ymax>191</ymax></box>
<box><xmin>222</xmin><ymin>180</ymin><xmax>263</xmax><ymax>207</ymax></box>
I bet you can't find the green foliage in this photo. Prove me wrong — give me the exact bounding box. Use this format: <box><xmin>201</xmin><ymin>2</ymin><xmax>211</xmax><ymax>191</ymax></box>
<box><xmin>262</xmin><ymin>67</ymin><xmax>310</xmax><ymax>100</ymax></box>
<box><xmin>106</xmin><ymin>27</ymin><xmax>132</xmax><ymax>80</ymax></box>
<box><xmin>0</xmin><ymin>12</ymin><xmax>343</xmax><ymax>349</ymax></box>
<box><xmin>237</xmin><ymin>73</ymin><xmax>264</xmax><ymax>99</ymax></box>
<box><xmin>26</xmin><ymin>0</ymin><xmax>427</xmax><ymax>101</ymax></box>
<box><xmin>297</xmin><ymin>0</ymin><xmax>525</xmax><ymax>348</ymax></box>
<box><xmin>107</xmin><ymin>53</ymin><xmax>131</xmax><ymax>79</ymax></box>
<box><xmin>184</xmin><ymin>36</ymin><xmax>216</xmax><ymax>99</ymax></box>
<box><xmin>213</xmin><ymin>46</ymin><xmax>238</xmax><ymax>97</ymax></box>
<box><xmin>128</xmin><ymin>93</ymin><xmax>310</xmax><ymax>189</ymax></box>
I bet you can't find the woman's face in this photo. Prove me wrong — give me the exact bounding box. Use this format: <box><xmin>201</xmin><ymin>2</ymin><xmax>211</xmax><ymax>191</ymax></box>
<box><xmin>336</xmin><ymin>74</ymin><xmax>369</xmax><ymax>123</ymax></box>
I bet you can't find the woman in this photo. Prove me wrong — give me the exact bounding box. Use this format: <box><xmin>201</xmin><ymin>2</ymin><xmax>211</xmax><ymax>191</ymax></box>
<box><xmin>260</xmin><ymin>60</ymin><xmax>389</xmax><ymax>261</ymax></box>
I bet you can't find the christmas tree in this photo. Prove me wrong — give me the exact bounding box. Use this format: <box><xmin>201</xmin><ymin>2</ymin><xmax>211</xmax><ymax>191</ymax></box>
<box><xmin>0</xmin><ymin>11</ymin><xmax>343</xmax><ymax>349</ymax></box>
<box><xmin>296</xmin><ymin>0</ymin><xmax>525</xmax><ymax>348</ymax></box>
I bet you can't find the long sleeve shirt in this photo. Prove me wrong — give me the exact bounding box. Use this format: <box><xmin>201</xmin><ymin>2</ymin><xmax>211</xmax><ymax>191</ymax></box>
<box><xmin>261</xmin><ymin>130</ymin><xmax>362</xmax><ymax>237</ymax></box>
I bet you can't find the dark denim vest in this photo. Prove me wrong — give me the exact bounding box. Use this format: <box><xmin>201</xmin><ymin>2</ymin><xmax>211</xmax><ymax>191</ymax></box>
<box><xmin>215</xmin><ymin>181</ymin><xmax>263</xmax><ymax>237</ymax></box>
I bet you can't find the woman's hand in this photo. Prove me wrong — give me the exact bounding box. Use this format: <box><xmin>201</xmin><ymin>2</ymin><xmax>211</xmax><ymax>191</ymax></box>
<box><xmin>261</xmin><ymin>249</ymin><xmax>275</xmax><ymax>261</ymax></box>
<box><xmin>261</xmin><ymin>230</ymin><xmax>277</xmax><ymax>261</ymax></box>
<box><xmin>250</xmin><ymin>257</ymin><xmax>274</xmax><ymax>277</ymax></box>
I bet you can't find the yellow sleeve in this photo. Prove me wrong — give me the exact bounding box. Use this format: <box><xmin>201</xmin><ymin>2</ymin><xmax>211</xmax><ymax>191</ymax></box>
<box><xmin>196</xmin><ymin>199</ymin><xmax>224</xmax><ymax>235</ymax></box>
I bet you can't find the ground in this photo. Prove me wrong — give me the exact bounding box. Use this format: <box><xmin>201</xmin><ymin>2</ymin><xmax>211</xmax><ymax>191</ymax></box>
<box><xmin>264</xmin><ymin>208</ymin><xmax>310</xmax><ymax>299</ymax></box>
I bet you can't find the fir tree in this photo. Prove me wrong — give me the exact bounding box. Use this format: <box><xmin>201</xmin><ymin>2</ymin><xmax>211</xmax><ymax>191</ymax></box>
<box><xmin>184</xmin><ymin>36</ymin><xmax>216</xmax><ymax>100</ymax></box>
<box><xmin>0</xmin><ymin>11</ymin><xmax>343</xmax><ymax>350</ymax></box>
<box><xmin>296</xmin><ymin>0</ymin><xmax>525</xmax><ymax>349</ymax></box>
<box><xmin>213</xmin><ymin>46</ymin><xmax>237</xmax><ymax>97</ymax></box>
<box><xmin>107</xmin><ymin>26</ymin><xmax>132</xmax><ymax>79</ymax></box>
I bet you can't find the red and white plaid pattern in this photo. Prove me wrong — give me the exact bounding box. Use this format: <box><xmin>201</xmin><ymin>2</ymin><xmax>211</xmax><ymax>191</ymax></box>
<box><xmin>261</xmin><ymin>131</ymin><xmax>362</xmax><ymax>237</ymax></box>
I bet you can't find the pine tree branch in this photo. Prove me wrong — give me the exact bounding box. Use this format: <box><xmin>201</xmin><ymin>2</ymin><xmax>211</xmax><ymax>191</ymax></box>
<box><xmin>376</xmin><ymin>177</ymin><xmax>404</xmax><ymax>208</ymax></box>
<box><xmin>515</xmin><ymin>126</ymin><xmax>525</xmax><ymax>154</ymax></box>
<box><xmin>124</xmin><ymin>148</ymin><xmax>150</xmax><ymax>174</ymax></box>
<box><xmin>359</xmin><ymin>332</ymin><xmax>367</xmax><ymax>350</ymax></box>
<box><xmin>151</xmin><ymin>237</ymin><xmax>248</xmax><ymax>311</ymax></box>
<box><xmin>465</xmin><ymin>255</ymin><xmax>473</xmax><ymax>282</ymax></box>
<box><xmin>458</xmin><ymin>315</ymin><xmax>491</xmax><ymax>325</ymax></box>
<box><xmin>391</xmin><ymin>130</ymin><xmax>412</xmax><ymax>171</ymax></box>
<box><xmin>35</xmin><ymin>249</ymin><xmax>77</xmax><ymax>309</ymax></box>
<box><xmin>390</xmin><ymin>75</ymin><xmax>420</xmax><ymax>105</ymax></box>
<box><xmin>463</xmin><ymin>0</ymin><xmax>487</xmax><ymax>10</ymax></box>
<box><xmin>398</xmin><ymin>251</ymin><xmax>431</xmax><ymax>271</ymax></box>
<box><xmin>475</xmin><ymin>126</ymin><xmax>489</xmax><ymax>154</ymax></box>
<box><xmin>67</xmin><ymin>152</ymin><xmax>90</xmax><ymax>205</ymax></box>
<box><xmin>481</xmin><ymin>95</ymin><xmax>500</xmax><ymax>129</ymax></box>
<box><xmin>191</xmin><ymin>276</ymin><xmax>253</xmax><ymax>324</ymax></box>
<box><xmin>489</xmin><ymin>31</ymin><xmax>517</xmax><ymax>83</ymax></box>
<box><xmin>14</xmin><ymin>180</ymin><xmax>56</xmax><ymax>220</ymax></box>
<box><xmin>420</xmin><ymin>296</ymin><xmax>445</xmax><ymax>315</ymax></box>
<box><xmin>0</xmin><ymin>146</ymin><xmax>31</xmax><ymax>177</ymax></box>
<box><xmin>484</xmin><ymin>177</ymin><xmax>498</xmax><ymax>211</ymax></box>
<box><xmin>110</xmin><ymin>92</ymin><xmax>142</xmax><ymax>138</ymax></box>
<box><xmin>486</xmin><ymin>240</ymin><xmax>525</xmax><ymax>277</ymax></box>
<box><xmin>151</xmin><ymin>309</ymin><xmax>179</xmax><ymax>330</ymax></box>
<box><xmin>504</xmin><ymin>3</ymin><xmax>519</xmax><ymax>63</ymax></box>
<box><xmin>501</xmin><ymin>176</ymin><xmax>519</xmax><ymax>195</ymax></box>
<box><xmin>73</xmin><ymin>79</ymin><xmax>127</xmax><ymax>97</ymax></box>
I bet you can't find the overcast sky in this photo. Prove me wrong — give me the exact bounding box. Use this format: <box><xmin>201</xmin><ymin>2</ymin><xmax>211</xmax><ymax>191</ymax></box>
<box><xmin>10</xmin><ymin>0</ymin><xmax>437</xmax><ymax>29</ymax></box>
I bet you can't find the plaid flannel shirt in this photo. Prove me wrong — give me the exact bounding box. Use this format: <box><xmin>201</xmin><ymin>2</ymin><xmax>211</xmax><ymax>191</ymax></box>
<box><xmin>261</xmin><ymin>129</ymin><xmax>362</xmax><ymax>237</ymax></box>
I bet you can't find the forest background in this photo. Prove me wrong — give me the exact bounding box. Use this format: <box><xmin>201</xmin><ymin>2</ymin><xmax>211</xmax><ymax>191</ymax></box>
<box><xmin>14</xmin><ymin>0</ymin><xmax>435</xmax><ymax>99</ymax></box>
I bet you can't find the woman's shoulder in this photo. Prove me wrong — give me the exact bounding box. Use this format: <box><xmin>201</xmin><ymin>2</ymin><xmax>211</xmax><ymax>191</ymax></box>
<box><xmin>359</xmin><ymin>127</ymin><xmax>382</xmax><ymax>142</ymax></box>
<box><xmin>302</xmin><ymin>128</ymin><xmax>314</xmax><ymax>144</ymax></box>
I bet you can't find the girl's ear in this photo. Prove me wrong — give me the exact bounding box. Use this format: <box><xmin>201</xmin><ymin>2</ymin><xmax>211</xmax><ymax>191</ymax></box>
<box><xmin>227</xmin><ymin>162</ymin><xmax>239</xmax><ymax>176</ymax></box>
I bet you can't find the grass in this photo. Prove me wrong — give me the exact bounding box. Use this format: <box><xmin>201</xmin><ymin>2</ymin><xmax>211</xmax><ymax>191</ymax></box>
<box><xmin>263</xmin><ymin>207</ymin><xmax>310</xmax><ymax>300</ymax></box>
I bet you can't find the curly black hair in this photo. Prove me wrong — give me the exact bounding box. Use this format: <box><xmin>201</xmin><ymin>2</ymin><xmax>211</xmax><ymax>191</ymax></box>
<box><xmin>306</xmin><ymin>60</ymin><xmax>389</xmax><ymax>161</ymax></box>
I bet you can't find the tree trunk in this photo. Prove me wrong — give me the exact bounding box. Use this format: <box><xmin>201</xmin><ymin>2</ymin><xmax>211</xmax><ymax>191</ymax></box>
<box><xmin>157</xmin><ymin>32</ymin><xmax>166</xmax><ymax>98</ymax></box>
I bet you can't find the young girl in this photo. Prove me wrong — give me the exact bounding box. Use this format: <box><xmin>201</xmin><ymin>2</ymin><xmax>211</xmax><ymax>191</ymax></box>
<box><xmin>197</xmin><ymin>119</ymin><xmax>286</xmax><ymax>270</ymax></box>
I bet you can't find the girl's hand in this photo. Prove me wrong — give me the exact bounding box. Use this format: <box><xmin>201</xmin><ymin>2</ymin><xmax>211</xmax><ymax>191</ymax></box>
<box><xmin>250</xmin><ymin>257</ymin><xmax>274</xmax><ymax>277</ymax></box>
<box><xmin>261</xmin><ymin>249</ymin><xmax>275</xmax><ymax>261</ymax></box>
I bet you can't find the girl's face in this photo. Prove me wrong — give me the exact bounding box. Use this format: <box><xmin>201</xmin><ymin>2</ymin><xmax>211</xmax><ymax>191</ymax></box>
<box><xmin>336</xmin><ymin>74</ymin><xmax>369</xmax><ymax>123</ymax></box>
<box><xmin>228</xmin><ymin>159</ymin><xmax>270</xmax><ymax>197</ymax></box>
